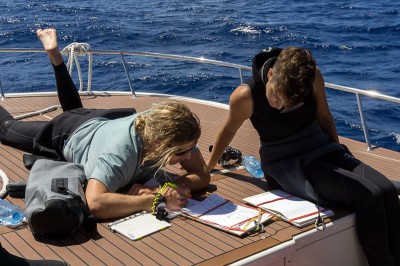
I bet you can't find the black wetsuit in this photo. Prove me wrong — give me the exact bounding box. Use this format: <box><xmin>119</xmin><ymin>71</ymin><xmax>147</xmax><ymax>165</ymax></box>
<box><xmin>244</xmin><ymin>47</ymin><xmax>400</xmax><ymax>266</ymax></box>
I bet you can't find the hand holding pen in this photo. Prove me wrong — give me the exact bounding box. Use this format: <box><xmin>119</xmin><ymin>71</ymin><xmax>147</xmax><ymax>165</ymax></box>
<box><xmin>163</xmin><ymin>185</ymin><xmax>191</xmax><ymax>210</ymax></box>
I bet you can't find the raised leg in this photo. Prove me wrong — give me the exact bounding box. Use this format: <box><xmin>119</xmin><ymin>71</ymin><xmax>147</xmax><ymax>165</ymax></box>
<box><xmin>36</xmin><ymin>28</ymin><xmax>83</xmax><ymax>111</ymax></box>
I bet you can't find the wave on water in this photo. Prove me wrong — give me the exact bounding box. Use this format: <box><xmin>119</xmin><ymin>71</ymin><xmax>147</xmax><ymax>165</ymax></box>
<box><xmin>392</xmin><ymin>133</ymin><xmax>400</xmax><ymax>146</ymax></box>
<box><xmin>0</xmin><ymin>0</ymin><xmax>399</xmax><ymax>152</ymax></box>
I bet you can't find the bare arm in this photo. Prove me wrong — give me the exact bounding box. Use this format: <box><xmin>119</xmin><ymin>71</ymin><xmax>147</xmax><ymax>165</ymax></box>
<box><xmin>85</xmin><ymin>179</ymin><xmax>188</xmax><ymax>219</ymax></box>
<box><xmin>313</xmin><ymin>68</ymin><xmax>339</xmax><ymax>143</ymax></box>
<box><xmin>207</xmin><ymin>85</ymin><xmax>253</xmax><ymax>171</ymax></box>
<box><xmin>129</xmin><ymin>149</ymin><xmax>210</xmax><ymax>198</ymax></box>
<box><xmin>177</xmin><ymin>148</ymin><xmax>211</xmax><ymax>191</ymax></box>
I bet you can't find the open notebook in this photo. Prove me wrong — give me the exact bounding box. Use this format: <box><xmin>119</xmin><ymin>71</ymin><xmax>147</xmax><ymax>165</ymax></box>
<box><xmin>108</xmin><ymin>211</ymin><xmax>171</xmax><ymax>240</ymax></box>
<box><xmin>243</xmin><ymin>189</ymin><xmax>334</xmax><ymax>228</ymax></box>
<box><xmin>180</xmin><ymin>193</ymin><xmax>271</xmax><ymax>236</ymax></box>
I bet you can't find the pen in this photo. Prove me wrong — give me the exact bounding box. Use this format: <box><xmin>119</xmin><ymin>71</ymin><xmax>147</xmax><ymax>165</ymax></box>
<box><xmin>256</xmin><ymin>208</ymin><xmax>262</xmax><ymax>229</ymax></box>
<box><xmin>242</xmin><ymin>208</ymin><xmax>262</xmax><ymax>230</ymax></box>
<box><xmin>164</xmin><ymin>182</ymin><xmax>192</xmax><ymax>198</ymax></box>
<box><xmin>242</xmin><ymin>217</ymin><xmax>255</xmax><ymax>230</ymax></box>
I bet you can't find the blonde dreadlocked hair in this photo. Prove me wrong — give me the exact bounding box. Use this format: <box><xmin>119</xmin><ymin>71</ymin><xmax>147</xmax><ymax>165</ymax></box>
<box><xmin>134</xmin><ymin>100</ymin><xmax>201</xmax><ymax>171</ymax></box>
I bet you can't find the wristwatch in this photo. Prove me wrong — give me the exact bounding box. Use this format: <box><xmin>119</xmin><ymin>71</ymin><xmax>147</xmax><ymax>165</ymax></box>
<box><xmin>154</xmin><ymin>202</ymin><xmax>169</xmax><ymax>220</ymax></box>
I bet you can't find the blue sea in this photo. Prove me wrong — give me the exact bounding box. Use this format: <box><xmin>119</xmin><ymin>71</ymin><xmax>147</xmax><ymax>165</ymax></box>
<box><xmin>1</xmin><ymin>0</ymin><xmax>399</xmax><ymax>151</ymax></box>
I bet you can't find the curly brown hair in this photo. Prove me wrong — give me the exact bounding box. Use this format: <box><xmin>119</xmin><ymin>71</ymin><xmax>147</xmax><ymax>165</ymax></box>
<box><xmin>134</xmin><ymin>100</ymin><xmax>201</xmax><ymax>171</ymax></box>
<box><xmin>269</xmin><ymin>47</ymin><xmax>316</xmax><ymax>107</ymax></box>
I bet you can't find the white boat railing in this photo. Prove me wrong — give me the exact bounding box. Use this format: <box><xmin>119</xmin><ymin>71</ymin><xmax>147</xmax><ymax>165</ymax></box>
<box><xmin>0</xmin><ymin>48</ymin><xmax>399</xmax><ymax>150</ymax></box>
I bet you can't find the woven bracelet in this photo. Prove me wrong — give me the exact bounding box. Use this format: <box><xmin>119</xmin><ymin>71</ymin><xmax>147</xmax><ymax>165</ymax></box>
<box><xmin>151</xmin><ymin>182</ymin><xmax>177</xmax><ymax>214</ymax></box>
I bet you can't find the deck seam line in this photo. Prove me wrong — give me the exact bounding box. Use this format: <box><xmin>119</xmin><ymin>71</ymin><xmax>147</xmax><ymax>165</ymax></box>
<box><xmin>358</xmin><ymin>150</ymin><xmax>400</xmax><ymax>162</ymax></box>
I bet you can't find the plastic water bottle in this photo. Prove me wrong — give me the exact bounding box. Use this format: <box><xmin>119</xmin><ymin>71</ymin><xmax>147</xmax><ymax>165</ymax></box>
<box><xmin>241</xmin><ymin>155</ymin><xmax>264</xmax><ymax>179</ymax></box>
<box><xmin>0</xmin><ymin>199</ymin><xmax>24</xmax><ymax>226</ymax></box>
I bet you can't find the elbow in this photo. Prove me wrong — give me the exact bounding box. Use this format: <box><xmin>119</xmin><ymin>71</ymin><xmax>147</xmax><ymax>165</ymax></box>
<box><xmin>198</xmin><ymin>172</ymin><xmax>211</xmax><ymax>190</ymax></box>
<box><xmin>204</xmin><ymin>172</ymin><xmax>211</xmax><ymax>186</ymax></box>
<box><xmin>86</xmin><ymin>197</ymin><xmax>107</xmax><ymax>219</ymax></box>
<box><xmin>185</xmin><ymin>171</ymin><xmax>211</xmax><ymax>191</ymax></box>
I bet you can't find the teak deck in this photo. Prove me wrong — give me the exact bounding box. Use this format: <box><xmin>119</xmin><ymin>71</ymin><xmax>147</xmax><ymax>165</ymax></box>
<box><xmin>0</xmin><ymin>94</ymin><xmax>399</xmax><ymax>265</ymax></box>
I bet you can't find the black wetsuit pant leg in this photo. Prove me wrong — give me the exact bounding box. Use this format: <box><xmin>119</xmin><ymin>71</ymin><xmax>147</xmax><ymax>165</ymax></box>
<box><xmin>304</xmin><ymin>151</ymin><xmax>400</xmax><ymax>266</ymax></box>
<box><xmin>0</xmin><ymin>62</ymin><xmax>82</xmax><ymax>153</ymax></box>
<box><xmin>53</xmin><ymin>63</ymin><xmax>83</xmax><ymax>111</ymax></box>
<box><xmin>0</xmin><ymin>62</ymin><xmax>135</xmax><ymax>159</ymax></box>
<box><xmin>0</xmin><ymin>107</ymin><xmax>46</xmax><ymax>154</ymax></box>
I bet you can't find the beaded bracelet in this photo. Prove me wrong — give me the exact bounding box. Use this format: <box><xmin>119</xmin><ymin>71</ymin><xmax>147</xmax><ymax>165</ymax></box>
<box><xmin>151</xmin><ymin>182</ymin><xmax>178</xmax><ymax>215</ymax></box>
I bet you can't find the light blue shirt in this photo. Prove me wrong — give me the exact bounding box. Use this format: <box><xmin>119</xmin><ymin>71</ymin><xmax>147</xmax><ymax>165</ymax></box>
<box><xmin>63</xmin><ymin>113</ymin><xmax>143</xmax><ymax>192</ymax></box>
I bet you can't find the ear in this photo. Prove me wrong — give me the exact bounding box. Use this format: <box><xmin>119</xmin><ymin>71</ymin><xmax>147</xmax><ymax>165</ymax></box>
<box><xmin>267</xmin><ymin>68</ymin><xmax>273</xmax><ymax>80</ymax></box>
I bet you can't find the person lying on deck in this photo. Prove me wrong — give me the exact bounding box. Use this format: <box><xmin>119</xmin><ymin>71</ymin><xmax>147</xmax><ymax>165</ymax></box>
<box><xmin>207</xmin><ymin>46</ymin><xmax>400</xmax><ymax>266</ymax></box>
<box><xmin>0</xmin><ymin>28</ymin><xmax>210</xmax><ymax>220</ymax></box>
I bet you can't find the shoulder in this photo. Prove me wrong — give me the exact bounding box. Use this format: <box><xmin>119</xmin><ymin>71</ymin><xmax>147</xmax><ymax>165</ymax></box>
<box><xmin>228</xmin><ymin>84</ymin><xmax>253</xmax><ymax>120</ymax></box>
<box><xmin>314</xmin><ymin>68</ymin><xmax>324</xmax><ymax>88</ymax></box>
<box><xmin>311</xmin><ymin>67</ymin><xmax>331</xmax><ymax>117</ymax></box>
<box><xmin>230</xmin><ymin>84</ymin><xmax>252</xmax><ymax>107</ymax></box>
<box><xmin>312</xmin><ymin>67</ymin><xmax>326</xmax><ymax>100</ymax></box>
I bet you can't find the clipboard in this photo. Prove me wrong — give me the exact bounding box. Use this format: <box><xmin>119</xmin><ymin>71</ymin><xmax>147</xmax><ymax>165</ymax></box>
<box><xmin>180</xmin><ymin>194</ymin><xmax>271</xmax><ymax>236</ymax></box>
<box><xmin>108</xmin><ymin>211</ymin><xmax>171</xmax><ymax>240</ymax></box>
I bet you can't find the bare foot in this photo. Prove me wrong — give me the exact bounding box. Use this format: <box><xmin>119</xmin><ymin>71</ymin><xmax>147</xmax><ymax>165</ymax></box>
<box><xmin>36</xmin><ymin>29</ymin><xmax>58</xmax><ymax>51</ymax></box>
<box><xmin>36</xmin><ymin>29</ymin><xmax>63</xmax><ymax>66</ymax></box>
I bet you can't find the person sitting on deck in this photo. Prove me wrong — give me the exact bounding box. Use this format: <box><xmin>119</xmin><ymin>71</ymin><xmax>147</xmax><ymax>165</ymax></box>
<box><xmin>0</xmin><ymin>29</ymin><xmax>210</xmax><ymax>220</ymax></box>
<box><xmin>207</xmin><ymin>46</ymin><xmax>400</xmax><ymax>266</ymax></box>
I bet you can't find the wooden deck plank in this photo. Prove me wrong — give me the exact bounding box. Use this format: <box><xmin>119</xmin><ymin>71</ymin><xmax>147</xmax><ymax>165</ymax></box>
<box><xmin>115</xmin><ymin>235</ymin><xmax>174</xmax><ymax>265</ymax></box>
<box><xmin>196</xmin><ymin>237</ymin><xmax>282</xmax><ymax>266</ymax></box>
<box><xmin>37</xmin><ymin>238</ymin><xmax>87</xmax><ymax>266</ymax></box>
<box><xmin>172</xmin><ymin>219</ymin><xmax>240</xmax><ymax>252</ymax></box>
<box><xmin>69</xmin><ymin>232</ymin><xmax>125</xmax><ymax>266</ymax></box>
<box><xmin>156</xmin><ymin>232</ymin><xmax>207</xmax><ymax>264</ymax></box>
<box><xmin>164</xmin><ymin>219</ymin><xmax>223</xmax><ymax>258</ymax></box>
<box><xmin>0</xmin><ymin>234</ymin><xmax>23</xmax><ymax>257</ymax></box>
<box><xmin>175</xmin><ymin>216</ymin><xmax>255</xmax><ymax>247</ymax></box>
<box><xmin>53</xmin><ymin>238</ymin><xmax>107</xmax><ymax>266</ymax></box>
<box><xmin>0</xmin><ymin>148</ymin><xmax>31</xmax><ymax>176</ymax></box>
<box><xmin>3</xmin><ymin>232</ymin><xmax>43</xmax><ymax>260</ymax></box>
<box><xmin>16</xmin><ymin>229</ymin><xmax>65</xmax><ymax>261</ymax></box>
<box><xmin>159</xmin><ymin>224</ymin><xmax>215</xmax><ymax>260</ymax></box>
<box><xmin>95</xmin><ymin>224</ymin><xmax>158</xmax><ymax>265</ymax></box>
<box><xmin>140</xmin><ymin>236</ymin><xmax>195</xmax><ymax>266</ymax></box>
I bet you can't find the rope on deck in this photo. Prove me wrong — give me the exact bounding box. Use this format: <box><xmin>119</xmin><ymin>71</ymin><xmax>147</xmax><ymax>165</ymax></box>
<box><xmin>0</xmin><ymin>168</ymin><xmax>9</xmax><ymax>199</ymax></box>
<box><xmin>62</xmin><ymin>42</ymin><xmax>93</xmax><ymax>93</ymax></box>
<box><xmin>14</xmin><ymin>105</ymin><xmax>61</xmax><ymax>120</ymax></box>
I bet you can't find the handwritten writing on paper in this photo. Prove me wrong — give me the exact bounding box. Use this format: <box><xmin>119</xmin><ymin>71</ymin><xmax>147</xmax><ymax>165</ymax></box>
<box><xmin>181</xmin><ymin>194</ymin><xmax>228</xmax><ymax>217</ymax></box>
<box><xmin>182</xmin><ymin>194</ymin><xmax>259</xmax><ymax>228</ymax></box>
<box><xmin>201</xmin><ymin>203</ymin><xmax>259</xmax><ymax>228</ymax></box>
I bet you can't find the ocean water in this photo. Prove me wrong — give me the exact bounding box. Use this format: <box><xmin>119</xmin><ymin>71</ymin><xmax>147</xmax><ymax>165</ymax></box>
<box><xmin>0</xmin><ymin>0</ymin><xmax>399</xmax><ymax>151</ymax></box>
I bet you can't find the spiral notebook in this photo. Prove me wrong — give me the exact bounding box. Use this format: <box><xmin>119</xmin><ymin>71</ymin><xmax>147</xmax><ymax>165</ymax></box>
<box><xmin>108</xmin><ymin>211</ymin><xmax>171</xmax><ymax>240</ymax></box>
<box><xmin>180</xmin><ymin>193</ymin><xmax>271</xmax><ymax>236</ymax></box>
<box><xmin>243</xmin><ymin>189</ymin><xmax>334</xmax><ymax>227</ymax></box>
